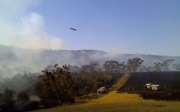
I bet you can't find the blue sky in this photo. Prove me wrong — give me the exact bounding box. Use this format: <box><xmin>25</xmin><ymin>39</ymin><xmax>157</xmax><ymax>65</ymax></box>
<box><xmin>0</xmin><ymin>0</ymin><xmax>180</xmax><ymax>56</ymax></box>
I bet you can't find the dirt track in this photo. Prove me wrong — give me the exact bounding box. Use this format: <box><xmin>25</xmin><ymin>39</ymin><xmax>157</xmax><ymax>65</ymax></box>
<box><xmin>111</xmin><ymin>73</ymin><xmax>131</xmax><ymax>91</ymax></box>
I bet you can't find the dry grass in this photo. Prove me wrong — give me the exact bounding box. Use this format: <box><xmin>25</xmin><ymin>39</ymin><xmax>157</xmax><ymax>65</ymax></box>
<box><xmin>111</xmin><ymin>73</ymin><xmax>131</xmax><ymax>90</ymax></box>
<box><xmin>32</xmin><ymin>91</ymin><xmax>180</xmax><ymax>112</ymax></box>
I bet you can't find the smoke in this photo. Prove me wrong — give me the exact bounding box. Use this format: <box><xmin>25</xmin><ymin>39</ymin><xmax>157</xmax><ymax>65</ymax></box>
<box><xmin>0</xmin><ymin>0</ymin><xmax>65</xmax><ymax>81</ymax></box>
<box><xmin>1</xmin><ymin>0</ymin><xmax>180</xmax><ymax>82</ymax></box>
<box><xmin>0</xmin><ymin>0</ymin><xmax>65</xmax><ymax>49</ymax></box>
<box><xmin>105</xmin><ymin>47</ymin><xmax>127</xmax><ymax>58</ymax></box>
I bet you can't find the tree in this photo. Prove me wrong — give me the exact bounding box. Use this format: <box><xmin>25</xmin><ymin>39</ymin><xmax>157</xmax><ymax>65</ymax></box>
<box><xmin>92</xmin><ymin>81</ymin><xmax>103</xmax><ymax>92</ymax></box>
<box><xmin>173</xmin><ymin>64</ymin><xmax>180</xmax><ymax>71</ymax></box>
<box><xmin>118</xmin><ymin>61</ymin><xmax>126</xmax><ymax>73</ymax></box>
<box><xmin>16</xmin><ymin>91</ymin><xmax>29</xmax><ymax>110</ymax></box>
<box><xmin>161</xmin><ymin>59</ymin><xmax>174</xmax><ymax>71</ymax></box>
<box><xmin>0</xmin><ymin>92</ymin><xmax>2</xmax><ymax>105</ymax></box>
<box><xmin>146</xmin><ymin>66</ymin><xmax>154</xmax><ymax>72</ymax></box>
<box><xmin>138</xmin><ymin>65</ymin><xmax>147</xmax><ymax>72</ymax></box>
<box><xmin>2</xmin><ymin>88</ymin><xmax>15</xmax><ymax>111</ymax></box>
<box><xmin>80</xmin><ymin>62</ymin><xmax>99</xmax><ymax>73</ymax></box>
<box><xmin>34</xmin><ymin>81</ymin><xmax>58</xmax><ymax>107</ymax></box>
<box><xmin>154</xmin><ymin>59</ymin><xmax>174</xmax><ymax>71</ymax></box>
<box><xmin>103</xmin><ymin>60</ymin><xmax>119</xmax><ymax>73</ymax></box>
<box><xmin>17</xmin><ymin>91</ymin><xmax>29</xmax><ymax>102</ymax></box>
<box><xmin>84</xmin><ymin>86</ymin><xmax>91</xmax><ymax>95</ymax></box>
<box><xmin>103</xmin><ymin>61</ymin><xmax>111</xmax><ymax>72</ymax></box>
<box><xmin>154</xmin><ymin>62</ymin><xmax>163</xmax><ymax>71</ymax></box>
<box><xmin>36</xmin><ymin>64</ymin><xmax>77</xmax><ymax>104</ymax></box>
<box><xmin>126</xmin><ymin>57</ymin><xmax>144</xmax><ymax>72</ymax></box>
<box><xmin>75</xmin><ymin>77</ymin><xmax>87</xmax><ymax>89</ymax></box>
<box><xmin>2</xmin><ymin>88</ymin><xmax>14</xmax><ymax>103</ymax></box>
<box><xmin>68</xmin><ymin>65</ymin><xmax>80</xmax><ymax>73</ymax></box>
<box><xmin>89</xmin><ymin>62</ymin><xmax>99</xmax><ymax>71</ymax></box>
<box><xmin>80</xmin><ymin>65</ymin><xmax>93</xmax><ymax>72</ymax></box>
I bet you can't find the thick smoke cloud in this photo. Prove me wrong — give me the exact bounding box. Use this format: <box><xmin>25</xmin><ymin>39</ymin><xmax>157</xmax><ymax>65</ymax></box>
<box><xmin>0</xmin><ymin>0</ymin><xmax>65</xmax><ymax>49</ymax></box>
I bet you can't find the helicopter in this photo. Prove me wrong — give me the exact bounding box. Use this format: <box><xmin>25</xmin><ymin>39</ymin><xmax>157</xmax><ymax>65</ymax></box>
<box><xmin>70</xmin><ymin>28</ymin><xmax>77</xmax><ymax>31</ymax></box>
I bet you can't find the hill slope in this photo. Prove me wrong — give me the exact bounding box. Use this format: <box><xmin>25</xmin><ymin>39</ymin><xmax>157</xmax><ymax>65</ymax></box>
<box><xmin>1</xmin><ymin>45</ymin><xmax>180</xmax><ymax>79</ymax></box>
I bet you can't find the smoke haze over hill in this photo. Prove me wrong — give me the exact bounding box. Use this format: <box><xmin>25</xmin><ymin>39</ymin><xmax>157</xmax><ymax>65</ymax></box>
<box><xmin>1</xmin><ymin>45</ymin><xmax>180</xmax><ymax>80</ymax></box>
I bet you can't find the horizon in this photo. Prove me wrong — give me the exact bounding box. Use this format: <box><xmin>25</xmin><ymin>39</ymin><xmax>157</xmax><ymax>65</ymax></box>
<box><xmin>1</xmin><ymin>44</ymin><xmax>180</xmax><ymax>57</ymax></box>
<box><xmin>0</xmin><ymin>0</ymin><xmax>180</xmax><ymax>56</ymax></box>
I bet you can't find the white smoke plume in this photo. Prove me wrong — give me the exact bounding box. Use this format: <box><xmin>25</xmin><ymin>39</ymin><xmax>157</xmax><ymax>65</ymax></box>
<box><xmin>0</xmin><ymin>0</ymin><xmax>65</xmax><ymax>49</ymax></box>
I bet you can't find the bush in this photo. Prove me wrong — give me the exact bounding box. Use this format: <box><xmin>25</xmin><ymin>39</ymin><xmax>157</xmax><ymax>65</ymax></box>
<box><xmin>69</xmin><ymin>97</ymin><xmax>75</xmax><ymax>103</ymax></box>
<box><xmin>40</xmin><ymin>99</ymin><xmax>58</xmax><ymax>108</ymax></box>
<box><xmin>28</xmin><ymin>101</ymin><xmax>39</xmax><ymax>110</ymax></box>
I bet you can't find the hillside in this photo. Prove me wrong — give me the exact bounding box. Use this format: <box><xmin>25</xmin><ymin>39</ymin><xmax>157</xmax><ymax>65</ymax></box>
<box><xmin>0</xmin><ymin>45</ymin><xmax>106</xmax><ymax>79</ymax></box>
<box><xmin>1</xmin><ymin>45</ymin><xmax>180</xmax><ymax>79</ymax></box>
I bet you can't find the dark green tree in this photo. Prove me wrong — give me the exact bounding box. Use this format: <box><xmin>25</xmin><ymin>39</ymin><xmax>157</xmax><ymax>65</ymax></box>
<box><xmin>118</xmin><ymin>61</ymin><xmax>126</xmax><ymax>73</ymax></box>
<box><xmin>80</xmin><ymin>65</ymin><xmax>93</xmax><ymax>72</ymax></box>
<box><xmin>154</xmin><ymin>62</ymin><xmax>162</xmax><ymax>71</ymax></box>
<box><xmin>93</xmin><ymin>81</ymin><xmax>103</xmax><ymax>92</ymax></box>
<box><xmin>16</xmin><ymin>91</ymin><xmax>29</xmax><ymax>110</ymax></box>
<box><xmin>154</xmin><ymin>59</ymin><xmax>174</xmax><ymax>71</ymax></box>
<box><xmin>162</xmin><ymin>59</ymin><xmax>174</xmax><ymax>71</ymax></box>
<box><xmin>2</xmin><ymin>88</ymin><xmax>15</xmax><ymax>111</ymax></box>
<box><xmin>17</xmin><ymin>91</ymin><xmax>29</xmax><ymax>102</ymax></box>
<box><xmin>36</xmin><ymin>64</ymin><xmax>77</xmax><ymax>104</ymax></box>
<box><xmin>103</xmin><ymin>60</ymin><xmax>119</xmax><ymax>73</ymax></box>
<box><xmin>89</xmin><ymin>62</ymin><xmax>99</xmax><ymax>71</ymax></box>
<box><xmin>126</xmin><ymin>57</ymin><xmax>144</xmax><ymax>72</ymax></box>
<box><xmin>83</xmin><ymin>86</ymin><xmax>91</xmax><ymax>95</ymax></box>
<box><xmin>0</xmin><ymin>92</ymin><xmax>2</xmax><ymax>105</ymax></box>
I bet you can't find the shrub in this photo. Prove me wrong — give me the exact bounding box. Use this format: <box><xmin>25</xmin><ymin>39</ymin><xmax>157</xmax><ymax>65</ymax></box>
<box><xmin>28</xmin><ymin>101</ymin><xmax>39</xmax><ymax>110</ymax></box>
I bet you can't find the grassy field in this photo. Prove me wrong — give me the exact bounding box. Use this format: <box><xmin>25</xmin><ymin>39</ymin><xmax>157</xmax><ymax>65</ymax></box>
<box><xmin>32</xmin><ymin>91</ymin><xmax>180</xmax><ymax>112</ymax></box>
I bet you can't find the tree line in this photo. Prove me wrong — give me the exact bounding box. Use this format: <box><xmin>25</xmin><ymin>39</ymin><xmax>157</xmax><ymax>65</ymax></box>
<box><xmin>70</xmin><ymin>58</ymin><xmax>180</xmax><ymax>73</ymax></box>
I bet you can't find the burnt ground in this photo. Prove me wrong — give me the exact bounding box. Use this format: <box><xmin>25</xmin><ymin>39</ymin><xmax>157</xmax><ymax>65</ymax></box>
<box><xmin>118</xmin><ymin>72</ymin><xmax>180</xmax><ymax>101</ymax></box>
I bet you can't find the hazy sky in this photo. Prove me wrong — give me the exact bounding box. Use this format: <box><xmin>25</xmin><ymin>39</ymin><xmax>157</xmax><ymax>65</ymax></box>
<box><xmin>0</xmin><ymin>0</ymin><xmax>180</xmax><ymax>56</ymax></box>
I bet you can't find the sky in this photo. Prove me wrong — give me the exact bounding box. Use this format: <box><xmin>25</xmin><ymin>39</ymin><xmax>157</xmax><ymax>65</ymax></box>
<box><xmin>0</xmin><ymin>0</ymin><xmax>180</xmax><ymax>56</ymax></box>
